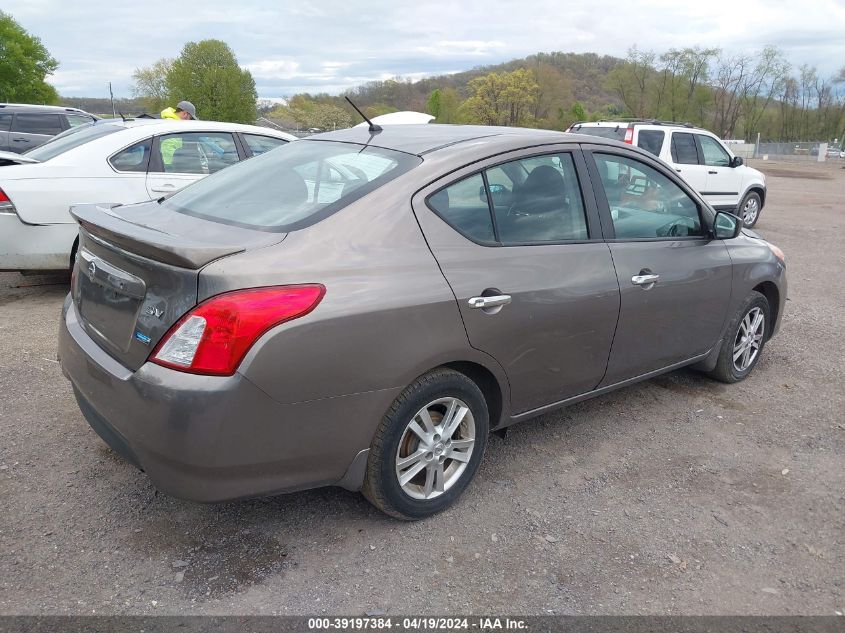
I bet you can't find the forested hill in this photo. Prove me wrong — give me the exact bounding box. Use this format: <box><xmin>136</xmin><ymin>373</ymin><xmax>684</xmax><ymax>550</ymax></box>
<box><xmin>344</xmin><ymin>52</ymin><xmax>626</xmax><ymax>114</ymax></box>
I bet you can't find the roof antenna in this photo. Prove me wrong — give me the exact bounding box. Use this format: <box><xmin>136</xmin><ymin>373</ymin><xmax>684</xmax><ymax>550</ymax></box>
<box><xmin>345</xmin><ymin>96</ymin><xmax>381</xmax><ymax>133</ymax></box>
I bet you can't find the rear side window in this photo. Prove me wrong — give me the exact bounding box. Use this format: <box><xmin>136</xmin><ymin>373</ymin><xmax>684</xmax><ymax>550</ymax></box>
<box><xmin>428</xmin><ymin>173</ymin><xmax>495</xmax><ymax>244</ymax></box>
<box><xmin>427</xmin><ymin>153</ymin><xmax>589</xmax><ymax>245</ymax></box>
<box><xmin>636</xmin><ymin>130</ymin><xmax>664</xmax><ymax>157</ymax></box>
<box><xmin>12</xmin><ymin>113</ymin><xmax>63</xmax><ymax>135</ymax></box>
<box><xmin>243</xmin><ymin>133</ymin><xmax>288</xmax><ymax>156</ymax></box>
<box><xmin>0</xmin><ymin>113</ymin><xmax>11</xmax><ymax>132</ymax></box>
<box><xmin>66</xmin><ymin>113</ymin><xmax>96</xmax><ymax>128</ymax></box>
<box><xmin>671</xmin><ymin>133</ymin><xmax>699</xmax><ymax>164</ymax></box>
<box><xmin>109</xmin><ymin>139</ymin><xmax>151</xmax><ymax>172</ymax></box>
<box><xmin>164</xmin><ymin>140</ymin><xmax>421</xmax><ymax>231</ymax></box>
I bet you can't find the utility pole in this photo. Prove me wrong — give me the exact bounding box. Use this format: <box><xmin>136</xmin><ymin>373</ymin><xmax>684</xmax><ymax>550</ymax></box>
<box><xmin>109</xmin><ymin>82</ymin><xmax>116</xmax><ymax>119</ymax></box>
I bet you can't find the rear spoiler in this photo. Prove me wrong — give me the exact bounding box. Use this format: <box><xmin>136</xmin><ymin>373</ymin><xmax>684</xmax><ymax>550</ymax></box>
<box><xmin>70</xmin><ymin>203</ymin><xmax>247</xmax><ymax>270</ymax></box>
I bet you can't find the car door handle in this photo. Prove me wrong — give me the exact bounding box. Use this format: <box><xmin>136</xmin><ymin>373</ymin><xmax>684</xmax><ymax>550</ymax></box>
<box><xmin>150</xmin><ymin>184</ymin><xmax>177</xmax><ymax>193</ymax></box>
<box><xmin>12</xmin><ymin>138</ymin><xmax>30</xmax><ymax>143</ymax></box>
<box><xmin>708</xmin><ymin>170</ymin><xmax>718</xmax><ymax>174</ymax></box>
<box><xmin>468</xmin><ymin>295</ymin><xmax>512</xmax><ymax>309</ymax></box>
<box><xmin>631</xmin><ymin>274</ymin><xmax>660</xmax><ymax>286</ymax></box>
<box><xmin>675</xmin><ymin>168</ymin><xmax>682</xmax><ymax>172</ymax></box>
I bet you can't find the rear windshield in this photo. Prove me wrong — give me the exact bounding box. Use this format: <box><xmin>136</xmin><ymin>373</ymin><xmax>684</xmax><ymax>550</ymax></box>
<box><xmin>569</xmin><ymin>125</ymin><xmax>627</xmax><ymax>141</ymax></box>
<box><xmin>24</xmin><ymin>122</ymin><xmax>123</xmax><ymax>161</ymax></box>
<box><xmin>163</xmin><ymin>140</ymin><xmax>422</xmax><ymax>231</ymax></box>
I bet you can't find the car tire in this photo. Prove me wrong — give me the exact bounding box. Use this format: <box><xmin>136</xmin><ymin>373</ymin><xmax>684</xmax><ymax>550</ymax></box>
<box><xmin>707</xmin><ymin>291</ymin><xmax>770</xmax><ymax>384</ymax></box>
<box><xmin>739</xmin><ymin>191</ymin><xmax>762</xmax><ymax>228</ymax></box>
<box><xmin>362</xmin><ymin>368</ymin><xmax>489</xmax><ymax>520</ymax></box>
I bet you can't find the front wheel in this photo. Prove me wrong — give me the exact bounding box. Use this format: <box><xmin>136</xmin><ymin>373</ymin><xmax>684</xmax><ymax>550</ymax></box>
<box><xmin>739</xmin><ymin>191</ymin><xmax>762</xmax><ymax>228</ymax></box>
<box><xmin>362</xmin><ymin>369</ymin><xmax>489</xmax><ymax>520</ymax></box>
<box><xmin>707</xmin><ymin>291</ymin><xmax>770</xmax><ymax>383</ymax></box>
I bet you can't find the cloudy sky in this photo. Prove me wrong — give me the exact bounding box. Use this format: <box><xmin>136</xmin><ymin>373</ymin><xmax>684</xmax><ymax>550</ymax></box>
<box><xmin>6</xmin><ymin>0</ymin><xmax>845</xmax><ymax>98</ymax></box>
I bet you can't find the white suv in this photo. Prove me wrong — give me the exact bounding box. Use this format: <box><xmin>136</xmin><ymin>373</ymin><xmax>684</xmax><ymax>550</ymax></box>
<box><xmin>566</xmin><ymin>120</ymin><xmax>767</xmax><ymax>227</ymax></box>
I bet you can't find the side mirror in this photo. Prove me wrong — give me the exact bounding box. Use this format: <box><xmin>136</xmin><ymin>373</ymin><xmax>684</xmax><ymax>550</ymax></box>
<box><xmin>731</xmin><ymin>156</ymin><xmax>744</xmax><ymax>168</ymax></box>
<box><xmin>713</xmin><ymin>211</ymin><xmax>742</xmax><ymax>239</ymax></box>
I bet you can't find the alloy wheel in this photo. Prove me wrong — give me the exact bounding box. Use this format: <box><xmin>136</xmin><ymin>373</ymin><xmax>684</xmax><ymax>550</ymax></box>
<box><xmin>733</xmin><ymin>307</ymin><xmax>765</xmax><ymax>372</ymax></box>
<box><xmin>742</xmin><ymin>197</ymin><xmax>760</xmax><ymax>225</ymax></box>
<box><xmin>394</xmin><ymin>397</ymin><xmax>476</xmax><ymax>500</ymax></box>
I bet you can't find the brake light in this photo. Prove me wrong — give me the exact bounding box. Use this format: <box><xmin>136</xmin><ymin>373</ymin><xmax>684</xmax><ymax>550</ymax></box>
<box><xmin>151</xmin><ymin>285</ymin><xmax>325</xmax><ymax>376</ymax></box>
<box><xmin>0</xmin><ymin>187</ymin><xmax>15</xmax><ymax>213</ymax></box>
<box><xmin>0</xmin><ymin>188</ymin><xmax>10</xmax><ymax>202</ymax></box>
<box><xmin>623</xmin><ymin>127</ymin><xmax>634</xmax><ymax>144</ymax></box>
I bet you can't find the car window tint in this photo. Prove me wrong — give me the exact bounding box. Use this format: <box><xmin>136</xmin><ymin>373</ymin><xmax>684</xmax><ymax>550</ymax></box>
<box><xmin>594</xmin><ymin>153</ymin><xmax>704</xmax><ymax>239</ymax></box>
<box><xmin>0</xmin><ymin>113</ymin><xmax>11</xmax><ymax>132</ymax></box>
<box><xmin>427</xmin><ymin>173</ymin><xmax>495</xmax><ymax>244</ymax></box>
<box><xmin>66</xmin><ymin>114</ymin><xmax>96</xmax><ymax>128</ymax></box>
<box><xmin>697</xmin><ymin>135</ymin><xmax>731</xmax><ymax>167</ymax></box>
<box><xmin>164</xmin><ymin>140</ymin><xmax>420</xmax><ymax>231</ymax></box>
<box><xmin>109</xmin><ymin>139</ymin><xmax>151</xmax><ymax>172</ymax></box>
<box><xmin>12</xmin><ymin>113</ymin><xmax>63</xmax><ymax>135</ymax></box>
<box><xmin>491</xmin><ymin>153</ymin><xmax>588</xmax><ymax>244</ymax></box>
<box><xmin>636</xmin><ymin>130</ymin><xmax>665</xmax><ymax>157</ymax></box>
<box><xmin>671</xmin><ymin>132</ymin><xmax>699</xmax><ymax>164</ymax></box>
<box><xmin>155</xmin><ymin>132</ymin><xmax>239</xmax><ymax>174</ymax></box>
<box><xmin>243</xmin><ymin>134</ymin><xmax>288</xmax><ymax>156</ymax></box>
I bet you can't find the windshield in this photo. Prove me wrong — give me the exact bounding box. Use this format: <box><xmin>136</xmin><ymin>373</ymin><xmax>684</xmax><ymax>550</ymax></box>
<box><xmin>163</xmin><ymin>140</ymin><xmax>422</xmax><ymax>231</ymax></box>
<box><xmin>24</xmin><ymin>122</ymin><xmax>123</xmax><ymax>161</ymax></box>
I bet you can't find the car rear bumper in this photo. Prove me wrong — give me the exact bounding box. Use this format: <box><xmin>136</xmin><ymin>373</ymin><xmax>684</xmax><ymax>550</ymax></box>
<box><xmin>58</xmin><ymin>295</ymin><xmax>396</xmax><ymax>502</ymax></box>
<box><xmin>0</xmin><ymin>213</ymin><xmax>77</xmax><ymax>271</ymax></box>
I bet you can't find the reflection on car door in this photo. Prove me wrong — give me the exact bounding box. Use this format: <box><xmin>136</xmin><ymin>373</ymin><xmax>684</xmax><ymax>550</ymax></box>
<box><xmin>696</xmin><ymin>134</ymin><xmax>743</xmax><ymax>209</ymax></box>
<box><xmin>145</xmin><ymin>132</ymin><xmax>241</xmax><ymax>198</ymax></box>
<box><xmin>586</xmin><ymin>149</ymin><xmax>732</xmax><ymax>385</ymax></box>
<box><xmin>413</xmin><ymin>148</ymin><xmax>620</xmax><ymax>414</ymax></box>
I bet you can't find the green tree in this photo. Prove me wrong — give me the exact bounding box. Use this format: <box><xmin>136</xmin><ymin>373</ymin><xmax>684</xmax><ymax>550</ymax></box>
<box><xmin>461</xmin><ymin>69</ymin><xmax>539</xmax><ymax>127</ymax></box>
<box><xmin>309</xmin><ymin>103</ymin><xmax>354</xmax><ymax>130</ymax></box>
<box><xmin>0</xmin><ymin>11</ymin><xmax>59</xmax><ymax>103</ymax></box>
<box><xmin>164</xmin><ymin>40</ymin><xmax>257</xmax><ymax>123</ymax></box>
<box><xmin>131</xmin><ymin>58</ymin><xmax>172</xmax><ymax>114</ymax></box>
<box><xmin>425</xmin><ymin>87</ymin><xmax>461</xmax><ymax>122</ymax></box>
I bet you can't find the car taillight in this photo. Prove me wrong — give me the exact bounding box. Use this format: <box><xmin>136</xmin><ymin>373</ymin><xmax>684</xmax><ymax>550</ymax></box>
<box><xmin>623</xmin><ymin>127</ymin><xmax>634</xmax><ymax>144</ymax></box>
<box><xmin>151</xmin><ymin>285</ymin><xmax>325</xmax><ymax>376</ymax></box>
<box><xmin>0</xmin><ymin>187</ymin><xmax>15</xmax><ymax>213</ymax></box>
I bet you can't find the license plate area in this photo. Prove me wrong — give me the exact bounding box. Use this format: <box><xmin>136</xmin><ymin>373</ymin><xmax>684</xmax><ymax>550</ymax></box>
<box><xmin>76</xmin><ymin>249</ymin><xmax>146</xmax><ymax>354</ymax></box>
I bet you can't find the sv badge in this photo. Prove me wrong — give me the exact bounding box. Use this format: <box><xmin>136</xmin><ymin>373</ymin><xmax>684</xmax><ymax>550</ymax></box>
<box><xmin>144</xmin><ymin>305</ymin><xmax>165</xmax><ymax>319</ymax></box>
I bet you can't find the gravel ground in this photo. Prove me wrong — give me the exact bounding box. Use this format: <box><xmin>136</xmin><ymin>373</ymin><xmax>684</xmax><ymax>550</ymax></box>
<box><xmin>0</xmin><ymin>160</ymin><xmax>842</xmax><ymax>616</ymax></box>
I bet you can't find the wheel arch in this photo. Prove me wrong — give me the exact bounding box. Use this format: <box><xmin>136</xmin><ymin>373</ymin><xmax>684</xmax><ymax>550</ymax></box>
<box><xmin>752</xmin><ymin>281</ymin><xmax>779</xmax><ymax>340</ymax></box>
<box><xmin>441</xmin><ymin>360</ymin><xmax>505</xmax><ymax>430</ymax></box>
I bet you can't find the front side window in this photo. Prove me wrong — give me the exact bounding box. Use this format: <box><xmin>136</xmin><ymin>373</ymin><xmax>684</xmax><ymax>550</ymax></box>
<box><xmin>427</xmin><ymin>153</ymin><xmax>589</xmax><ymax>245</ymax></box>
<box><xmin>243</xmin><ymin>133</ymin><xmax>288</xmax><ymax>156</ymax></box>
<box><xmin>155</xmin><ymin>132</ymin><xmax>239</xmax><ymax>174</ymax></box>
<box><xmin>12</xmin><ymin>113</ymin><xmax>63</xmax><ymax>135</ymax></box>
<box><xmin>636</xmin><ymin>130</ymin><xmax>665</xmax><ymax>157</ymax></box>
<box><xmin>109</xmin><ymin>139</ymin><xmax>151</xmax><ymax>172</ymax></box>
<box><xmin>697</xmin><ymin>135</ymin><xmax>731</xmax><ymax>167</ymax></box>
<box><xmin>671</xmin><ymin>132</ymin><xmax>699</xmax><ymax>165</ymax></box>
<box><xmin>164</xmin><ymin>140</ymin><xmax>420</xmax><ymax>231</ymax></box>
<box><xmin>593</xmin><ymin>153</ymin><xmax>704</xmax><ymax>239</ymax></box>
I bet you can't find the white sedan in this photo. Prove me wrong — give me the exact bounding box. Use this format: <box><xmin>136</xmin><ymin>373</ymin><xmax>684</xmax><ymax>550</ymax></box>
<box><xmin>0</xmin><ymin>118</ymin><xmax>296</xmax><ymax>271</ymax></box>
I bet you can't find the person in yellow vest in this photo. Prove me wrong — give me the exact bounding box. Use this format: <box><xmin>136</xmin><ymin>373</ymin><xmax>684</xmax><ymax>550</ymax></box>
<box><xmin>159</xmin><ymin>101</ymin><xmax>198</xmax><ymax>167</ymax></box>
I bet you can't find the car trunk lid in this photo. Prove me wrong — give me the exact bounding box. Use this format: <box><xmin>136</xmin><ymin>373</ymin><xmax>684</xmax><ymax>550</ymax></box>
<box><xmin>70</xmin><ymin>201</ymin><xmax>286</xmax><ymax>371</ymax></box>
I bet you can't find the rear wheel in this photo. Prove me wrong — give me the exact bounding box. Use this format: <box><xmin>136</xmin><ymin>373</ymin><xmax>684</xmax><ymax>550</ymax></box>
<box><xmin>362</xmin><ymin>369</ymin><xmax>489</xmax><ymax>520</ymax></box>
<box><xmin>707</xmin><ymin>291</ymin><xmax>770</xmax><ymax>383</ymax></box>
<box><xmin>739</xmin><ymin>191</ymin><xmax>762</xmax><ymax>228</ymax></box>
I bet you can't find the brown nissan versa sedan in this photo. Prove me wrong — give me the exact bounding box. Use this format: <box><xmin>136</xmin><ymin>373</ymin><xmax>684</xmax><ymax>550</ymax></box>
<box><xmin>58</xmin><ymin>125</ymin><xmax>787</xmax><ymax>520</ymax></box>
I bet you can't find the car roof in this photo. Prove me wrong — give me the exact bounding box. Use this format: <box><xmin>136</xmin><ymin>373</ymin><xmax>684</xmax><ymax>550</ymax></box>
<box><xmin>307</xmin><ymin>124</ymin><xmax>578</xmax><ymax>156</ymax></box>
<box><xmin>82</xmin><ymin>117</ymin><xmax>296</xmax><ymax>138</ymax></box>
<box><xmin>0</xmin><ymin>103</ymin><xmax>96</xmax><ymax>116</ymax></box>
